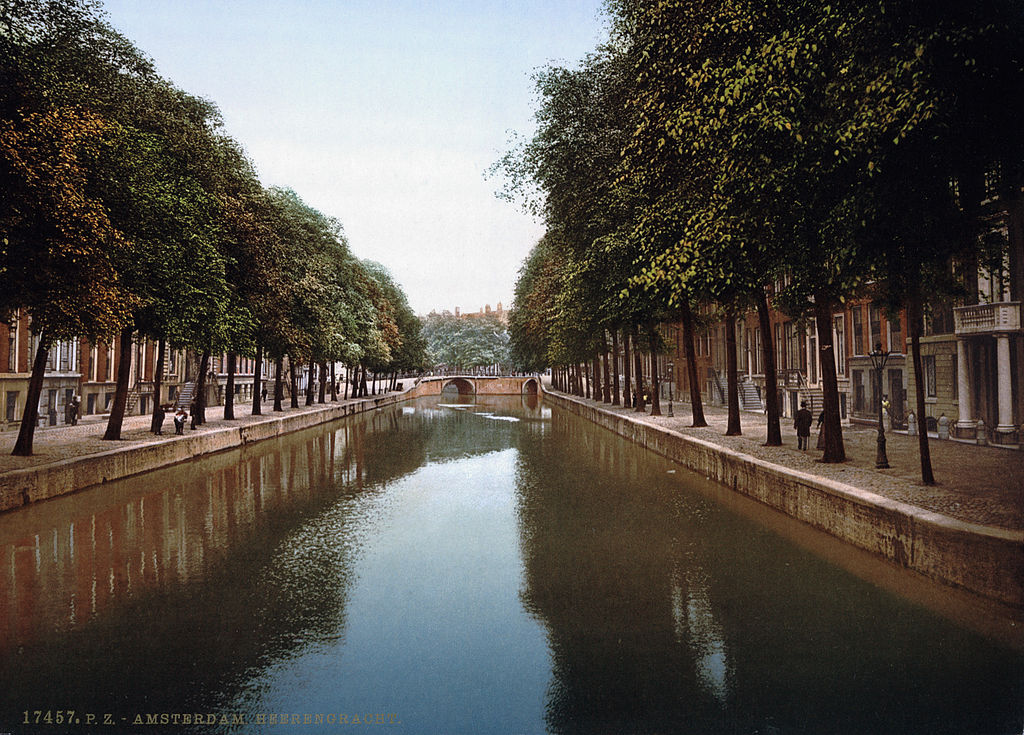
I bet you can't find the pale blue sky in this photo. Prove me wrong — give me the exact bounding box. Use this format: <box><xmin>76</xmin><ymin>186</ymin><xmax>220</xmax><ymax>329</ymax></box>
<box><xmin>100</xmin><ymin>0</ymin><xmax>609</xmax><ymax>315</ymax></box>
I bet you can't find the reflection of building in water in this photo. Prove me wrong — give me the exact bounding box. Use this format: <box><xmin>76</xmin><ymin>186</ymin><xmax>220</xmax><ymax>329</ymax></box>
<box><xmin>0</xmin><ymin>429</ymin><xmax>357</xmax><ymax>653</ymax></box>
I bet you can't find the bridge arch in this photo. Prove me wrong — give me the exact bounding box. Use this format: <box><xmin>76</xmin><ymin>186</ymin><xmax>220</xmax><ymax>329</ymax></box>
<box><xmin>521</xmin><ymin>378</ymin><xmax>539</xmax><ymax>395</ymax></box>
<box><xmin>441</xmin><ymin>377</ymin><xmax>476</xmax><ymax>395</ymax></box>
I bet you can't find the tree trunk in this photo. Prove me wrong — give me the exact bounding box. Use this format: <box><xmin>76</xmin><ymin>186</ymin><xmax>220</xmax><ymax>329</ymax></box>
<box><xmin>814</xmin><ymin>294</ymin><xmax>846</xmax><ymax>462</ymax></box>
<box><xmin>273</xmin><ymin>355</ymin><xmax>284</xmax><ymax>411</ymax></box>
<box><xmin>633</xmin><ymin>329</ymin><xmax>645</xmax><ymax>412</ymax></box>
<box><xmin>344</xmin><ymin>364</ymin><xmax>351</xmax><ymax>399</ymax></box>
<box><xmin>757</xmin><ymin>289</ymin><xmax>782</xmax><ymax>445</ymax></box>
<box><xmin>623</xmin><ymin>329</ymin><xmax>632</xmax><ymax>409</ymax></box>
<box><xmin>103</xmin><ymin>326</ymin><xmax>134</xmax><ymax>440</ymax></box>
<box><xmin>649</xmin><ymin>327</ymin><xmax>661</xmax><ymax>416</ymax></box>
<box><xmin>331</xmin><ymin>363</ymin><xmax>338</xmax><ymax>401</ymax></box>
<box><xmin>224</xmin><ymin>352</ymin><xmax>236</xmax><ymax>420</ymax></box>
<box><xmin>150</xmin><ymin>339</ymin><xmax>166</xmax><ymax>432</ymax></box>
<box><xmin>192</xmin><ymin>352</ymin><xmax>209</xmax><ymax>427</ymax></box>
<box><xmin>319</xmin><ymin>362</ymin><xmax>327</xmax><ymax>403</ymax></box>
<box><xmin>611</xmin><ymin>330</ymin><xmax>620</xmax><ymax>406</ymax></box>
<box><xmin>602</xmin><ymin>335</ymin><xmax>611</xmax><ymax>403</ymax></box>
<box><xmin>306</xmin><ymin>361</ymin><xmax>315</xmax><ymax>405</ymax></box>
<box><xmin>359</xmin><ymin>365</ymin><xmax>369</xmax><ymax>397</ymax></box>
<box><xmin>593</xmin><ymin>353</ymin><xmax>601</xmax><ymax>402</ymax></box>
<box><xmin>725</xmin><ymin>308</ymin><xmax>741</xmax><ymax>435</ymax></box>
<box><xmin>908</xmin><ymin>287</ymin><xmax>936</xmax><ymax>484</ymax></box>
<box><xmin>680</xmin><ymin>299</ymin><xmax>708</xmax><ymax>427</ymax></box>
<box><xmin>252</xmin><ymin>342</ymin><xmax>263</xmax><ymax>416</ymax></box>
<box><xmin>290</xmin><ymin>358</ymin><xmax>300</xmax><ymax>408</ymax></box>
<box><xmin>12</xmin><ymin>332</ymin><xmax>51</xmax><ymax>456</ymax></box>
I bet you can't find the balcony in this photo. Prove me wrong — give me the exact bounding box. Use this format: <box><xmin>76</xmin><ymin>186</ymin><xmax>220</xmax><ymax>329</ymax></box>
<box><xmin>953</xmin><ymin>302</ymin><xmax>1021</xmax><ymax>336</ymax></box>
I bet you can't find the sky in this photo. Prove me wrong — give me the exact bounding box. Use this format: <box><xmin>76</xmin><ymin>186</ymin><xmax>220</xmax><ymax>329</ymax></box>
<box><xmin>99</xmin><ymin>0</ymin><xmax>610</xmax><ymax>316</ymax></box>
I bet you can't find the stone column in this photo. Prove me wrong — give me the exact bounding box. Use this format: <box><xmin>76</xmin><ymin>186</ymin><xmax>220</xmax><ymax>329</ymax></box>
<box><xmin>955</xmin><ymin>337</ymin><xmax>975</xmax><ymax>437</ymax></box>
<box><xmin>995</xmin><ymin>333</ymin><xmax>1016</xmax><ymax>442</ymax></box>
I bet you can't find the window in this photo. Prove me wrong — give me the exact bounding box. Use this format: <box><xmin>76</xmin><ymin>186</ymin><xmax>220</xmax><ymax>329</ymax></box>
<box><xmin>833</xmin><ymin>315</ymin><xmax>846</xmax><ymax>375</ymax></box>
<box><xmin>852</xmin><ymin>307</ymin><xmax>864</xmax><ymax>356</ymax></box>
<box><xmin>924</xmin><ymin>355</ymin><xmax>937</xmax><ymax>397</ymax></box>
<box><xmin>5</xmin><ymin>391</ymin><xmax>17</xmax><ymax>422</ymax></box>
<box><xmin>889</xmin><ymin>313</ymin><xmax>903</xmax><ymax>353</ymax></box>
<box><xmin>983</xmin><ymin>160</ymin><xmax>1002</xmax><ymax>200</ymax></box>
<box><xmin>808</xmin><ymin>333</ymin><xmax>817</xmax><ymax>384</ymax></box>
<box><xmin>853</xmin><ymin>370</ymin><xmax>865</xmax><ymax>413</ymax></box>
<box><xmin>785</xmin><ymin>322</ymin><xmax>801</xmax><ymax>373</ymax></box>
<box><xmin>754</xmin><ymin>327</ymin><xmax>763</xmax><ymax>374</ymax></box>
<box><xmin>7</xmin><ymin>322</ymin><xmax>16</xmax><ymax>372</ymax></box>
<box><xmin>775</xmin><ymin>324</ymin><xmax>783</xmax><ymax>370</ymax></box>
<box><xmin>869</xmin><ymin>304</ymin><xmax>881</xmax><ymax>353</ymax></box>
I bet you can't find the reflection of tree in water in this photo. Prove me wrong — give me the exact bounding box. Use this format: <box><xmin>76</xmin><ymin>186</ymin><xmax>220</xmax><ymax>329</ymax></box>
<box><xmin>516</xmin><ymin>410</ymin><xmax>1024</xmax><ymax>735</ymax></box>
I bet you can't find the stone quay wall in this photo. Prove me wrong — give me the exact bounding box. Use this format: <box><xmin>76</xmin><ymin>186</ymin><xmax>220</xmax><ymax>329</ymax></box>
<box><xmin>547</xmin><ymin>391</ymin><xmax>1024</xmax><ymax>608</ymax></box>
<box><xmin>0</xmin><ymin>391</ymin><xmax>413</xmax><ymax>514</ymax></box>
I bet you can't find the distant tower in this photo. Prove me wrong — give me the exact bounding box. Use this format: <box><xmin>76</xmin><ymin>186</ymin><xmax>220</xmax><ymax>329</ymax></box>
<box><xmin>455</xmin><ymin>307</ymin><xmax>460</xmax><ymax>317</ymax></box>
<box><xmin>485</xmin><ymin>304</ymin><xmax>492</xmax><ymax>314</ymax></box>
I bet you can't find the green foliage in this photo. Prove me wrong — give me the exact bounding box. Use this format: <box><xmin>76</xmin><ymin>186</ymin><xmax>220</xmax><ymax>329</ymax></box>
<box><xmin>421</xmin><ymin>312</ymin><xmax>510</xmax><ymax>371</ymax></box>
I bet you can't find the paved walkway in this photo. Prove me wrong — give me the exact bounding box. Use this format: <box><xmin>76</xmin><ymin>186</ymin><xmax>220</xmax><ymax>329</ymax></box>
<box><xmin>1</xmin><ymin>386</ymin><xmax>1020</xmax><ymax>531</ymax></box>
<box><xmin>561</xmin><ymin>391</ymin><xmax>1023</xmax><ymax>531</ymax></box>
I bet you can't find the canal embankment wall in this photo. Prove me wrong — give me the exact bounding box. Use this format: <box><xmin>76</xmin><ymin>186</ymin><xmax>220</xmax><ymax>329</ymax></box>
<box><xmin>546</xmin><ymin>391</ymin><xmax>1024</xmax><ymax>609</ymax></box>
<box><xmin>0</xmin><ymin>390</ymin><xmax>416</xmax><ymax>514</ymax></box>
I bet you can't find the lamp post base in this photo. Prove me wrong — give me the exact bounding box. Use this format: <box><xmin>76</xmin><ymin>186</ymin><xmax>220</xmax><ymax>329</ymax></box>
<box><xmin>876</xmin><ymin>430</ymin><xmax>889</xmax><ymax>469</ymax></box>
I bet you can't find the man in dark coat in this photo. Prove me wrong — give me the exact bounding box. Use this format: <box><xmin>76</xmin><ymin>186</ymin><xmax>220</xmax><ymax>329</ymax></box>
<box><xmin>795</xmin><ymin>401</ymin><xmax>813</xmax><ymax>450</ymax></box>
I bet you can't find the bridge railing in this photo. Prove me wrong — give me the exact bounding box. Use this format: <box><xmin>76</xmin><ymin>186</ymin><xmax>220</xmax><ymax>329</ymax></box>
<box><xmin>418</xmin><ymin>368</ymin><xmax>543</xmax><ymax>378</ymax></box>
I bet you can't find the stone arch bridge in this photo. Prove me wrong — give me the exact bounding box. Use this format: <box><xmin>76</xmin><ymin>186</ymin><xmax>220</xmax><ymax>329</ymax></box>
<box><xmin>412</xmin><ymin>376</ymin><xmax>542</xmax><ymax>397</ymax></box>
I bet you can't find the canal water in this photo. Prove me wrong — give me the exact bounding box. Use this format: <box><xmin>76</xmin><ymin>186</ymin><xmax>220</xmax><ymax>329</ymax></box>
<box><xmin>0</xmin><ymin>396</ymin><xmax>1021</xmax><ymax>735</ymax></box>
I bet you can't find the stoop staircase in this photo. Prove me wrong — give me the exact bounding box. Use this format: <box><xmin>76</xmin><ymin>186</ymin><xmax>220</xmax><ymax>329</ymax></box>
<box><xmin>174</xmin><ymin>381</ymin><xmax>197</xmax><ymax>410</ymax></box>
<box><xmin>738</xmin><ymin>377</ymin><xmax>762</xmax><ymax>411</ymax></box>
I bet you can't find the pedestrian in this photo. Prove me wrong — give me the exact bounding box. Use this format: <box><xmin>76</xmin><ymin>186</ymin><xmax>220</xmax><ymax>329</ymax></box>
<box><xmin>174</xmin><ymin>409</ymin><xmax>185</xmax><ymax>435</ymax></box>
<box><xmin>261</xmin><ymin>386</ymin><xmax>267</xmax><ymax>402</ymax></box>
<box><xmin>189</xmin><ymin>400</ymin><xmax>198</xmax><ymax>430</ymax></box>
<box><xmin>153</xmin><ymin>403</ymin><xmax>166</xmax><ymax>435</ymax></box>
<box><xmin>795</xmin><ymin>400</ymin><xmax>813</xmax><ymax>450</ymax></box>
<box><xmin>815</xmin><ymin>409</ymin><xmax>825</xmax><ymax>450</ymax></box>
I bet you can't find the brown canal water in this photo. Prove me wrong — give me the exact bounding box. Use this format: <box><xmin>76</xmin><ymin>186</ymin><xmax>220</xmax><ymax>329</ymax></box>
<box><xmin>0</xmin><ymin>396</ymin><xmax>1021</xmax><ymax>735</ymax></box>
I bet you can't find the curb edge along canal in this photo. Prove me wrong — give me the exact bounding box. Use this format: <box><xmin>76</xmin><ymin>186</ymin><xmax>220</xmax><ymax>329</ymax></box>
<box><xmin>545</xmin><ymin>390</ymin><xmax>1024</xmax><ymax>612</ymax></box>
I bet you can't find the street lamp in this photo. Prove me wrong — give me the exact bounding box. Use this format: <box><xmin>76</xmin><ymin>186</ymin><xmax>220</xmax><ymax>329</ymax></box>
<box><xmin>667</xmin><ymin>359</ymin><xmax>674</xmax><ymax>417</ymax></box>
<box><xmin>869</xmin><ymin>342</ymin><xmax>890</xmax><ymax>469</ymax></box>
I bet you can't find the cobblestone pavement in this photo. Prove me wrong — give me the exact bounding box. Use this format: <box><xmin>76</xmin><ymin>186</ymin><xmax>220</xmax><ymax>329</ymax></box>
<box><xmin>1</xmin><ymin>387</ymin><xmax>1020</xmax><ymax>531</ymax></box>
<box><xmin>564</xmin><ymin>391</ymin><xmax>1023</xmax><ymax>531</ymax></box>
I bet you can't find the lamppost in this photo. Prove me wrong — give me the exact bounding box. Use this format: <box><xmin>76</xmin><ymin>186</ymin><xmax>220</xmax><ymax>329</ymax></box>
<box><xmin>667</xmin><ymin>359</ymin><xmax>674</xmax><ymax>417</ymax></box>
<box><xmin>869</xmin><ymin>342</ymin><xmax>890</xmax><ymax>469</ymax></box>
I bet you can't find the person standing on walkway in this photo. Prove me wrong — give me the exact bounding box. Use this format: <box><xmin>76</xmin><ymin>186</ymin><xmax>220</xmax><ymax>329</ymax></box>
<box><xmin>153</xmin><ymin>403</ymin><xmax>166</xmax><ymax>435</ymax></box>
<box><xmin>174</xmin><ymin>409</ymin><xmax>185</xmax><ymax>435</ymax></box>
<box><xmin>795</xmin><ymin>401</ymin><xmax>813</xmax><ymax>450</ymax></box>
